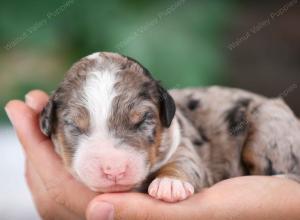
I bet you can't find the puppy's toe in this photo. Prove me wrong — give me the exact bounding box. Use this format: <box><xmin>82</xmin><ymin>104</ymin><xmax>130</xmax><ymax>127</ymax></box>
<box><xmin>148</xmin><ymin>177</ymin><xmax>194</xmax><ymax>202</ymax></box>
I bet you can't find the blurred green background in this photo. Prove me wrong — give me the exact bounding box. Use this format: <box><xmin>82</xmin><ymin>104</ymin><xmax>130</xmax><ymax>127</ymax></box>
<box><xmin>0</xmin><ymin>0</ymin><xmax>235</xmax><ymax>123</ymax></box>
<box><xmin>1</xmin><ymin>0</ymin><xmax>300</xmax><ymax>124</ymax></box>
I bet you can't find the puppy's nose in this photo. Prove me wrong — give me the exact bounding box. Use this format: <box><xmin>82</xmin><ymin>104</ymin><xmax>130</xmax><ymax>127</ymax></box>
<box><xmin>102</xmin><ymin>164</ymin><xmax>127</xmax><ymax>181</ymax></box>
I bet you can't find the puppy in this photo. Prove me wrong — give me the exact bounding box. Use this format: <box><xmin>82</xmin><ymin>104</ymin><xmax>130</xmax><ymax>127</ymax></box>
<box><xmin>40</xmin><ymin>52</ymin><xmax>300</xmax><ymax>202</ymax></box>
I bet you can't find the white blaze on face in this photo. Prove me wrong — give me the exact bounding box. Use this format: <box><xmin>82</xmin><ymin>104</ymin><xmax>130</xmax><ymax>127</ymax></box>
<box><xmin>72</xmin><ymin>54</ymin><xmax>149</xmax><ymax>192</ymax></box>
<box><xmin>84</xmin><ymin>69</ymin><xmax>117</xmax><ymax>135</ymax></box>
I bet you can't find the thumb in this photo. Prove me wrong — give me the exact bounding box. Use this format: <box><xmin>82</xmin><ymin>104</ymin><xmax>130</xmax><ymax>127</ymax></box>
<box><xmin>86</xmin><ymin>192</ymin><xmax>198</xmax><ymax>220</ymax></box>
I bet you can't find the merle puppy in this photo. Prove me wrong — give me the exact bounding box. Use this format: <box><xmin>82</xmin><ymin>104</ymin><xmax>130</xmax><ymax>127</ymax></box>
<box><xmin>40</xmin><ymin>52</ymin><xmax>300</xmax><ymax>202</ymax></box>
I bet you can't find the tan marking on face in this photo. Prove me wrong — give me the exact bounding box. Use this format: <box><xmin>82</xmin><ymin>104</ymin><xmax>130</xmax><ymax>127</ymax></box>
<box><xmin>55</xmin><ymin>131</ymin><xmax>74</xmax><ymax>168</ymax></box>
<box><xmin>148</xmin><ymin>125</ymin><xmax>163</xmax><ymax>167</ymax></box>
<box><xmin>73</xmin><ymin>107</ymin><xmax>90</xmax><ymax>133</ymax></box>
<box><xmin>129</xmin><ymin>111</ymin><xmax>143</xmax><ymax>124</ymax></box>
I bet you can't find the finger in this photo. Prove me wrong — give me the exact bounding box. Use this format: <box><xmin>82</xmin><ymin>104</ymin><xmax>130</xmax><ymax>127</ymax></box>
<box><xmin>5</xmin><ymin>100</ymin><xmax>96</xmax><ymax>216</ymax></box>
<box><xmin>26</xmin><ymin>160</ymin><xmax>83</xmax><ymax>220</ymax></box>
<box><xmin>86</xmin><ymin>192</ymin><xmax>201</xmax><ymax>220</ymax></box>
<box><xmin>25</xmin><ymin>90</ymin><xmax>49</xmax><ymax>113</ymax></box>
<box><xmin>6</xmin><ymin>100</ymin><xmax>64</xmax><ymax>177</ymax></box>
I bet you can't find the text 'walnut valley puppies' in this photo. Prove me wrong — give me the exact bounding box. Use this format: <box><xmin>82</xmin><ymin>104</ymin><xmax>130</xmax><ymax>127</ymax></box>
<box><xmin>40</xmin><ymin>52</ymin><xmax>300</xmax><ymax>202</ymax></box>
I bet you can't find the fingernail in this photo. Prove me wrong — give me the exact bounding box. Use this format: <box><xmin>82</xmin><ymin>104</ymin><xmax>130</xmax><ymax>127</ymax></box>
<box><xmin>25</xmin><ymin>93</ymin><xmax>35</xmax><ymax>108</ymax></box>
<box><xmin>89</xmin><ymin>201</ymin><xmax>114</xmax><ymax>220</ymax></box>
<box><xmin>4</xmin><ymin>106</ymin><xmax>14</xmax><ymax>126</ymax></box>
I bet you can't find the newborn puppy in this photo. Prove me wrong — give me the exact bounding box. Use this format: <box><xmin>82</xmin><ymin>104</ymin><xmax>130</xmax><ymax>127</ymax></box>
<box><xmin>40</xmin><ymin>52</ymin><xmax>300</xmax><ymax>202</ymax></box>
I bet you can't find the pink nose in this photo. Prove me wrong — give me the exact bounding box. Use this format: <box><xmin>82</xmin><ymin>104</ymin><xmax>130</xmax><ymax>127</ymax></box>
<box><xmin>102</xmin><ymin>164</ymin><xmax>127</xmax><ymax>181</ymax></box>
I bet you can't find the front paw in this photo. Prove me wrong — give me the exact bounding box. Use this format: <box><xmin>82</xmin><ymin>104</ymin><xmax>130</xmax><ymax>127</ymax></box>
<box><xmin>148</xmin><ymin>177</ymin><xmax>194</xmax><ymax>202</ymax></box>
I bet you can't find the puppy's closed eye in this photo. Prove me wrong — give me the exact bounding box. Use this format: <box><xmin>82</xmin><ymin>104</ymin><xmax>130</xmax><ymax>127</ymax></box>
<box><xmin>64</xmin><ymin>120</ymin><xmax>84</xmax><ymax>136</ymax></box>
<box><xmin>131</xmin><ymin>111</ymin><xmax>154</xmax><ymax>129</ymax></box>
<box><xmin>63</xmin><ymin>107</ymin><xmax>90</xmax><ymax>135</ymax></box>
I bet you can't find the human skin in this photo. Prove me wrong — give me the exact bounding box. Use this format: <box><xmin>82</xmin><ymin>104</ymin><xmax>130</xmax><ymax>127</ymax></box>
<box><xmin>5</xmin><ymin>90</ymin><xmax>300</xmax><ymax>220</ymax></box>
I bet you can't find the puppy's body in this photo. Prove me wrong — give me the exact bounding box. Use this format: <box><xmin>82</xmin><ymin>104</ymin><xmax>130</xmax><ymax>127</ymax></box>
<box><xmin>168</xmin><ymin>87</ymin><xmax>300</xmax><ymax>189</ymax></box>
<box><xmin>40</xmin><ymin>52</ymin><xmax>300</xmax><ymax>202</ymax></box>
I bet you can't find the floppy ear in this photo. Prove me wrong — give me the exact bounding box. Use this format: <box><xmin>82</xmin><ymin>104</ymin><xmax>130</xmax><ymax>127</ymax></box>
<box><xmin>158</xmin><ymin>86</ymin><xmax>176</xmax><ymax>128</ymax></box>
<box><xmin>39</xmin><ymin>95</ymin><xmax>57</xmax><ymax>137</ymax></box>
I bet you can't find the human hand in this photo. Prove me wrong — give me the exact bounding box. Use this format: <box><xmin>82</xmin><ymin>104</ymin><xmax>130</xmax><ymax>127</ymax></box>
<box><xmin>6</xmin><ymin>90</ymin><xmax>300</xmax><ymax>220</ymax></box>
<box><xmin>5</xmin><ymin>90</ymin><xmax>97</xmax><ymax>220</ymax></box>
<box><xmin>86</xmin><ymin>176</ymin><xmax>300</xmax><ymax>220</ymax></box>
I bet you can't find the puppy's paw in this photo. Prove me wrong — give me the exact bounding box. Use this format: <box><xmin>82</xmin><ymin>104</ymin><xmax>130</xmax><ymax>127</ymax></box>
<box><xmin>148</xmin><ymin>177</ymin><xmax>194</xmax><ymax>202</ymax></box>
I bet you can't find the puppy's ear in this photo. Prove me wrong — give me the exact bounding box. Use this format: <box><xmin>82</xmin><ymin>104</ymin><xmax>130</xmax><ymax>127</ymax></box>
<box><xmin>158</xmin><ymin>85</ymin><xmax>176</xmax><ymax>127</ymax></box>
<box><xmin>40</xmin><ymin>95</ymin><xmax>57</xmax><ymax>137</ymax></box>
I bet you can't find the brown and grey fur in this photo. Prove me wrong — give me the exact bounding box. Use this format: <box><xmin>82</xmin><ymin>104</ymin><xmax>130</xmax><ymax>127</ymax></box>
<box><xmin>40</xmin><ymin>52</ymin><xmax>300</xmax><ymax>194</ymax></box>
<box><xmin>170</xmin><ymin>87</ymin><xmax>300</xmax><ymax>186</ymax></box>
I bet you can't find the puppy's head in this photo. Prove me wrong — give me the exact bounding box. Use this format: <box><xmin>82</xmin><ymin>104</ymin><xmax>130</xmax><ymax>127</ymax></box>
<box><xmin>40</xmin><ymin>52</ymin><xmax>176</xmax><ymax>192</ymax></box>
